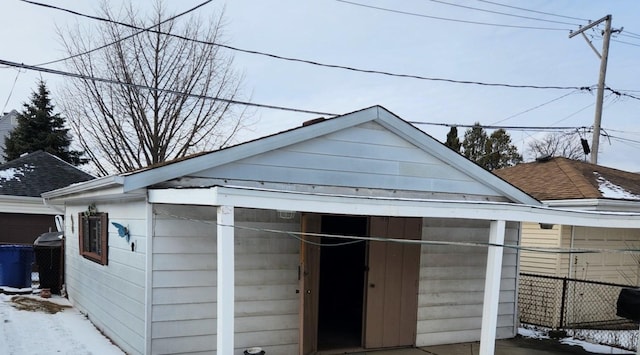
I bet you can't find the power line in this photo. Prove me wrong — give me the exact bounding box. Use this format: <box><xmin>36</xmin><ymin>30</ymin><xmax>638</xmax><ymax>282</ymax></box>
<box><xmin>18</xmin><ymin>0</ymin><xmax>592</xmax><ymax>91</ymax></box>
<box><xmin>0</xmin><ymin>58</ymin><xmax>338</xmax><ymax>117</ymax></box>
<box><xmin>473</xmin><ymin>0</ymin><xmax>590</xmax><ymax>22</ymax></box>
<box><xmin>409</xmin><ymin>121</ymin><xmax>590</xmax><ymax>132</ymax></box>
<box><xmin>612</xmin><ymin>39</ymin><xmax>640</xmax><ymax>48</ymax></box>
<box><xmin>425</xmin><ymin>0</ymin><xmax>580</xmax><ymax>26</ymax></box>
<box><xmin>1</xmin><ymin>68</ymin><xmax>22</xmax><ymax>113</ymax></box>
<box><xmin>336</xmin><ymin>0</ymin><xmax>572</xmax><ymax>31</ymax></box>
<box><xmin>155</xmin><ymin>209</ymin><xmax>640</xmax><ymax>255</ymax></box>
<box><xmin>605</xmin><ymin>86</ymin><xmax>640</xmax><ymax>101</ymax></box>
<box><xmin>491</xmin><ymin>90</ymin><xmax>581</xmax><ymax>125</ymax></box>
<box><xmin>34</xmin><ymin>0</ymin><xmax>214</xmax><ymax>68</ymax></box>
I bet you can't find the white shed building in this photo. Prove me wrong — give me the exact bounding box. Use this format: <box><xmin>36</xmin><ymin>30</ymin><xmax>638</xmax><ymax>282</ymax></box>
<box><xmin>42</xmin><ymin>106</ymin><xmax>640</xmax><ymax>355</ymax></box>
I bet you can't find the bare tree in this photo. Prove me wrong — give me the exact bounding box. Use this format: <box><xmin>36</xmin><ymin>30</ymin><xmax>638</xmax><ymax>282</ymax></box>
<box><xmin>526</xmin><ymin>132</ymin><xmax>587</xmax><ymax>161</ymax></box>
<box><xmin>59</xmin><ymin>1</ymin><xmax>247</xmax><ymax>175</ymax></box>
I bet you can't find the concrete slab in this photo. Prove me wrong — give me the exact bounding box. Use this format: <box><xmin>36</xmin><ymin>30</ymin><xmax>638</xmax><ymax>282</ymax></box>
<box><xmin>319</xmin><ymin>337</ymin><xmax>626</xmax><ymax>355</ymax></box>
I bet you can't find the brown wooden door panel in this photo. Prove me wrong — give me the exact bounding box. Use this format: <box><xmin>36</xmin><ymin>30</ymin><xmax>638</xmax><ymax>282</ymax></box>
<box><xmin>365</xmin><ymin>217</ymin><xmax>421</xmax><ymax>349</ymax></box>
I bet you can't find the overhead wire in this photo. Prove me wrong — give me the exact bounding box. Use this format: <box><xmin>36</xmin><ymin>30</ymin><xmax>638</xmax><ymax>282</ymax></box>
<box><xmin>1</xmin><ymin>68</ymin><xmax>22</xmax><ymax>113</ymax></box>
<box><xmin>33</xmin><ymin>0</ymin><xmax>215</xmax><ymax>68</ymax></box>
<box><xmin>335</xmin><ymin>0</ymin><xmax>573</xmax><ymax>31</ymax></box>
<box><xmin>490</xmin><ymin>90</ymin><xmax>581</xmax><ymax>125</ymax></box>
<box><xmin>425</xmin><ymin>0</ymin><xmax>580</xmax><ymax>26</ymax></box>
<box><xmin>0</xmin><ymin>59</ymin><xmax>338</xmax><ymax>116</ymax></box>
<box><xmin>408</xmin><ymin>121</ymin><xmax>590</xmax><ymax>132</ymax></box>
<box><xmin>154</xmin><ymin>209</ymin><xmax>640</xmax><ymax>255</ymax></box>
<box><xmin>473</xmin><ymin>0</ymin><xmax>590</xmax><ymax>22</ymax></box>
<box><xmin>19</xmin><ymin>0</ymin><xmax>589</xmax><ymax>91</ymax></box>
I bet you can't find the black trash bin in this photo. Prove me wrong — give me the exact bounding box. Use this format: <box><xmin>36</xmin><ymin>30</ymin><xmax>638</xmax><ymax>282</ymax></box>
<box><xmin>33</xmin><ymin>231</ymin><xmax>64</xmax><ymax>294</ymax></box>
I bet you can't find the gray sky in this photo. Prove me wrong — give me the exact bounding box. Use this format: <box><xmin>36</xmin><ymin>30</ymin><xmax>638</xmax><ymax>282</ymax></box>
<box><xmin>1</xmin><ymin>0</ymin><xmax>639</xmax><ymax>171</ymax></box>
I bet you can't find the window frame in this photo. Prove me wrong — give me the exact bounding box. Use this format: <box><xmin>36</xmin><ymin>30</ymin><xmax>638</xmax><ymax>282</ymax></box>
<box><xmin>78</xmin><ymin>212</ymin><xmax>108</xmax><ymax>265</ymax></box>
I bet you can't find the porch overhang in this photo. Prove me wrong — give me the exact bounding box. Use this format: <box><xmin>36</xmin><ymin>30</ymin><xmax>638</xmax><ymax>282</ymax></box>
<box><xmin>147</xmin><ymin>185</ymin><xmax>640</xmax><ymax>355</ymax></box>
<box><xmin>148</xmin><ymin>185</ymin><xmax>640</xmax><ymax>228</ymax></box>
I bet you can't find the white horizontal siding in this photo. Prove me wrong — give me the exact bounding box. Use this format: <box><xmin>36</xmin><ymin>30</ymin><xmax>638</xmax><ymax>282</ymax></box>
<box><xmin>150</xmin><ymin>205</ymin><xmax>300</xmax><ymax>355</ymax></box>
<box><xmin>192</xmin><ymin>122</ymin><xmax>501</xmax><ymax>197</ymax></box>
<box><xmin>416</xmin><ymin>218</ymin><xmax>519</xmax><ymax>347</ymax></box>
<box><xmin>64</xmin><ymin>200</ymin><xmax>147</xmax><ymax>355</ymax></box>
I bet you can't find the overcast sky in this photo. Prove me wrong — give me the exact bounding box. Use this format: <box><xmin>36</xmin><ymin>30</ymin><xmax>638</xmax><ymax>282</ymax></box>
<box><xmin>1</xmin><ymin>0</ymin><xmax>639</xmax><ymax>172</ymax></box>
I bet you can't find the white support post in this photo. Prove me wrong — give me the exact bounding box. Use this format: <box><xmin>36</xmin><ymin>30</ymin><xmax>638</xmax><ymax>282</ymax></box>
<box><xmin>217</xmin><ymin>205</ymin><xmax>235</xmax><ymax>354</ymax></box>
<box><xmin>479</xmin><ymin>220</ymin><xmax>506</xmax><ymax>355</ymax></box>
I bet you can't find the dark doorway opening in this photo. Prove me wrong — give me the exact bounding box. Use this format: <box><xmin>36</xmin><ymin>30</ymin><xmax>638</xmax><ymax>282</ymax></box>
<box><xmin>317</xmin><ymin>215</ymin><xmax>368</xmax><ymax>350</ymax></box>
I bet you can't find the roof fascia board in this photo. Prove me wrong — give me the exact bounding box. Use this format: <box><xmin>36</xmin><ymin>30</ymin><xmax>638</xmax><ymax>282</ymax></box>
<box><xmin>148</xmin><ymin>186</ymin><xmax>640</xmax><ymax>229</ymax></box>
<box><xmin>0</xmin><ymin>195</ymin><xmax>58</xmax><ymax>215</ymax></box>
<box><xmin>42</xmin><ymin>175</ymin><xmax>125</xmax><ymax>199</ymax></box>
<box><xmin>373</xmin><ymin>109</ymin><xmax>541</xmax><ymax>206</ymax></box>
<box><xmin>122</xmin><ymin>107</ymin><xmax>380</xmax><ymax>192</ymax></box>
<box><xmin>544</xmin><ymin>198</ymin><xmax>640</xmax><ymax>210</ymax></box>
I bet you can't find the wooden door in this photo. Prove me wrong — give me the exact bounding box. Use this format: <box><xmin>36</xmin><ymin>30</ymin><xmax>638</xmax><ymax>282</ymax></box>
<box><xmin>365</xmin><ymin>217</ymin><xmax>421</xmax><ymax>349</ymax></box>
<box><xmin>300</xmin><ymin>213</ymin><xmax>321</xmax><ymax>355</ymax></box>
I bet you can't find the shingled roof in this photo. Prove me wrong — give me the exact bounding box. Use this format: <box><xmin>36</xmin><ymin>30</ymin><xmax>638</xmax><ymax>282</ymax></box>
<box><xmin>0</xmin><ymin>151</ymin><xmax>94</xmax><ymax>197</ymax></box>
<box><xmin>494</xmin><ymin>156</ymin><xmax>640</xmax><ymax>201</ymax></box>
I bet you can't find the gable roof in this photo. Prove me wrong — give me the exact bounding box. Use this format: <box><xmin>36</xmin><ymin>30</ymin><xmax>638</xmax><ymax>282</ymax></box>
<box><xmin>44</xmin><ymin>106</ymin><xmax>540</xmax><ymax>205</ymax></box>
<box><xmin>494</xmin><ymin>156</ymin><xmax>640</xmax><ymax>201</ymax></box>
<box><xmin>0</xmin><ymin>150</ymin><xmax>94</xmax><ymax>197</ymax></box>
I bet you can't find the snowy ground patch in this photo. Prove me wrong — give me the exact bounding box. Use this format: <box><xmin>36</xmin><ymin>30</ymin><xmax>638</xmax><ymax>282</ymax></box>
<box><xmin>0</xmin><ymin>293</ymin><xmax>124</xmax><ymax>355</ymax></box>
<box><xmin>519</xmin><ymin>326</ymin><xmax>636</xmax><ymax>354</ymax></box>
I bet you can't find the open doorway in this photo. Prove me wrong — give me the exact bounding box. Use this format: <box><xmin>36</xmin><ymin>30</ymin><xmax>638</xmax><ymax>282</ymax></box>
<box><xmin>317</xmin><ymin>215</ymin><xmax>368</xmax><ymax>350</ymax></box>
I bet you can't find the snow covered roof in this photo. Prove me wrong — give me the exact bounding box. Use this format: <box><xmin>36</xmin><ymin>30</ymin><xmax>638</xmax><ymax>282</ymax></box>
<box><xmin>495</xmin><ymin>157</ymin><xmax>640</xmax><ymax>203</ymax></box>
<box><xmin>0</xmin><ymin>151</ymin><xmax>94</xmax><ymax>197</ymax></box>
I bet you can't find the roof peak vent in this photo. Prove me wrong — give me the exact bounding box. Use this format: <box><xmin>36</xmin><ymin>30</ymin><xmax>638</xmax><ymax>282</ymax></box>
<box><xmin>302</xmin><ymin>117</ymin><xmax>326</xmax><ymax>127</ymax></box>
<box><xmin>535</xmin><ymin>155</ymin><xmax>553</xmax><ymax>163</ymax></box>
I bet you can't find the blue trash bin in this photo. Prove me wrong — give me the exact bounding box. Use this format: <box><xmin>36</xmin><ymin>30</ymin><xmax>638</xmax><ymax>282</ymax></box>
<box><xmin>0</xmin><ymin>245</ymin><xmax>34</xmax><ymax>288</ymax></box>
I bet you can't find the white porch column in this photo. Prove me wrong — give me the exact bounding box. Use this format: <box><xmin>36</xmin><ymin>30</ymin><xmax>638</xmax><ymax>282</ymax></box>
<box><xmin>479</xmin><ymin>220</ymin><xmax>506</xmax><ymax>355</ymax></box>
<box><xmin>217</xmin><ymin>205</ymin><xmax>235</xmax><ymax>354</ymax></box>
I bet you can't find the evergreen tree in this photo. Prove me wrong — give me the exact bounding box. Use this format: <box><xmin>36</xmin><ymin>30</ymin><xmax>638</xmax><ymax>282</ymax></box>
<box><xmin>483</xmin><ymin>129</ymin><xmax>522</xmax><ymax>170</ymax></box>
<box><xmin>3</xmin><ymin>80</ymin><xmax>86</xmax><ymax>165</ymax></box>
<box><xmin>444</xmin><ymin>126</ymin><xmax>461</xmax><ymax>152</ymax></box>
<box><xmin>461</xmin><ymin>123</ymin><xmax>521</xmax><ymax>170</ymax></box>
<box><xmin>461</xmin><ymin>123</ymin><xmax>488</xmax><ymax>163</ymax></box>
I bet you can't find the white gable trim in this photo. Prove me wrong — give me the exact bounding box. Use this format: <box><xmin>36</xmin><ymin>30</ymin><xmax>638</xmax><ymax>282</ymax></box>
<box><xmin>147</xmin><ymin>186</ymin><xmax>640</xmax><ymax>229</ymax></box>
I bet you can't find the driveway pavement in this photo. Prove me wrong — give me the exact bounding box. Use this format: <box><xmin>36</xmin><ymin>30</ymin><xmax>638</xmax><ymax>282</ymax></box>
<box><xmin>339</xmin><ymin>337</ymin><xmax>632</xmax><ymax>355</ymax></box>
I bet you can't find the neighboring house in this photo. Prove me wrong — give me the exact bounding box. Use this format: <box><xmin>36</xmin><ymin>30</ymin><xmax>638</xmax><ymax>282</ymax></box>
<box><xmin>42</xmin><ymin>106</ymin><xmax>640</xmax><ymax>355</ymax></box>
<box><xmin>495</xmin><ymin>156</ymin><xmax>640</xmax><ymax>286</ymax></box>
<box><xmin>0</xmin><ymin>110</ymin><xmax>19</xmax><ymax>164</ymax></box>
<box><xmin>0</xmin><ymin>150</ymin><xmax>94</xmax><ymax>244</ymax></box>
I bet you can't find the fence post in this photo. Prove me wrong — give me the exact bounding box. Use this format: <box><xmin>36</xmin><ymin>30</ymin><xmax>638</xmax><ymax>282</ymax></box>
<box><xmin>559</xmin><ymin>277</ymin><xmax>568</xmax><ymax>329</ymax></box>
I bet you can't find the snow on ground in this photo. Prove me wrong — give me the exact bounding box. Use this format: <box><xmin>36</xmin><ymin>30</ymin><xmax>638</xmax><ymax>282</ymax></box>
<box><xmin>519</xmin><ymin>327</ymin><xmax>636</xmax><ymax>354</ymax></box>
<box><xmin>0</xmin><ymin>293</ymin><xmax>124</xmax><ymax>355</ymax></box>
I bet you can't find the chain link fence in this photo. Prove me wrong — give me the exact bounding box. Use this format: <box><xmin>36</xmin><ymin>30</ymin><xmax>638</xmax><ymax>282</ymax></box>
<box><xmin>519</xmin><ymin>273</ymin><xmax>639</xmax><ymax>350</ymax></box>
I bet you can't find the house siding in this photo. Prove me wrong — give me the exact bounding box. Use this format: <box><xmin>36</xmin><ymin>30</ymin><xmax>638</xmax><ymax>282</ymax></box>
<box><xmin>151</xmin><ymin>205</ymin><xmax>300</xmax><ymax>355</ymax></box>
<box><xmin>193</xmin><ymin>122</ymin><xmax>503</xmax><ymax>197</ymax></box>
<box><xmin>416</xmin><ymin>218</ymin><xmax>519</xmax><ymax>346</ymax></box>
<box><xmin>559</xmin><ymin>226</ymin><xmax>640</xmax><ymax>285</ymax></box>
<box><xmin>519</xmin><ymin>222</ymin><xmax>561</xmax><ymax>276</ymax></box>
<box><xmin>64</xmin><ymin>199</ymin><xmax>147</xmax><ymax>355</ymax></box>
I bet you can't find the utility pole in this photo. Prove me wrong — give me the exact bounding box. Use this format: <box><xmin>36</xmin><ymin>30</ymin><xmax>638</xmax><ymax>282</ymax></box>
<box><xmin>569</xmin><ymin>15</ymin><xmax>612</xmax><ymax>165</ymax></box>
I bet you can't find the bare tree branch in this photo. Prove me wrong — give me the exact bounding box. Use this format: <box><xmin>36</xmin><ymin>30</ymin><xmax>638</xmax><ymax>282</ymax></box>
<box><xmin>58</xmin><ymin>0</ymin><xmax>247</xmax><ymax>174</ymax></box>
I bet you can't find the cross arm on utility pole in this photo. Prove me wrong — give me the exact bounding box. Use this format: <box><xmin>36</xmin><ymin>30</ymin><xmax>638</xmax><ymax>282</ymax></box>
<box><xmin>569</xmin><ymin>15</ymin><xmax>612</xmax><ymax>165</ymax></box>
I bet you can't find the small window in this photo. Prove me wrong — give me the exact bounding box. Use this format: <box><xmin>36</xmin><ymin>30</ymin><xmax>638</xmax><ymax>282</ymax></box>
<box><xmin>79</xmin><ymin>212</ymin><xmax>108</xmax><ymax>265</ymax></box>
